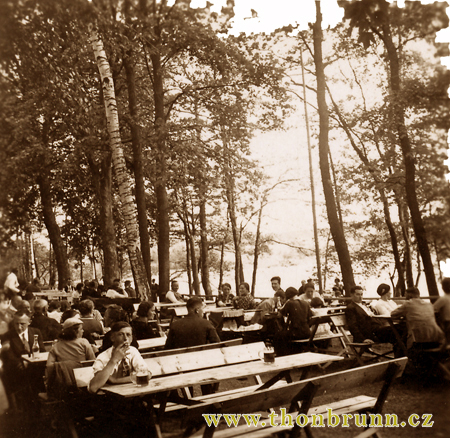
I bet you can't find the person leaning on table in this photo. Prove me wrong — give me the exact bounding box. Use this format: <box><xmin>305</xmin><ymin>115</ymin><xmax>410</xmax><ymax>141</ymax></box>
<box><xmin>89</xmin><ymin>321</ymin><xmax>148</xmax><ymax>393</ymax></box>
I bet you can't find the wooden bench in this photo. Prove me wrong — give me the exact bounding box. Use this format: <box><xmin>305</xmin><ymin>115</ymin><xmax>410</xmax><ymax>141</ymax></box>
<box><xmin>184</xmin><ymin>357</ymin><xmax>407</xmax><ymax>438</ymax></box>
<box><xmin>329</xmin><ymin>314</ymin><xmax>394</xmax><ymax>366</ymax></box>
<box><xmin>74</xmin><ymin>341</ymin><xmax>265</xmax><ymax>390</ymax></box>
<box><xmin>141</xmin><ymin>338</ymin><xmax>243</xmax><ymax>359</ymax></box>
<box><xmin>291</xmin><ymin>314</ymin><xmax>345</xmax><ymax>353</ymax></box>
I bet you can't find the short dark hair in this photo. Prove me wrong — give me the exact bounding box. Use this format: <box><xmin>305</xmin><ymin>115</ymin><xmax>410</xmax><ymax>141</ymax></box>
<box><xmin>442</xmin><ymin>278</ymin><xmax>450</xmax><ymax>294</ymax></box>
<box><xmin>137</xmin><ymin>301</ymin><xmax>154</xmax><ymax>317</ymax></box>
<box><xmin>221</xmin><ymin>283</ymin><xmax>231</xmax><ymax>290</ymax></box>
<box><xmin>285</xmin><ymin>287</ymin><xmax>298</xmax><ymax>300</ymax></box>
<box><xmin>110</xmin><ymin>321</ymin><xmax>131</xmax><ymax>332</ymax></box>
<box><xmin>350</xmin><ymin>285</ymin><xmax>363</xmax><ymax>294</ymax></box>
<box><xmin>60</xmin><ymin>300</ymin><xmax>71</xmax><ymax>313</ymax></box>
<box><xmin>14</xmin><ymin>309</ymin><xmax>31</xmax><ymax>319</ymax></box>
<box><xmin>406</xmin><ymin>287</ymin><xmax>420</xmax><ymax>297</ymax></box>
<box><xmin>105</xmin><ymin>304</ymin><xmax>128</xmax><ymax>323</ymax></box>
<box><xmin>239</xmin><ymin>282</ymin><xmax>250</xmax><ymax>292</ymax></box>
<box><xmin>48</xmin><ymin>300</ymin><xmax>61</xmax><ymax>312</ymax></box>
<box><xmin>274</xmin><ymin>289</ymin><xmax>286</xmax><ymax>300</ymax></box>
<box><xmin>61</xmin><ymin>309</ymin><xmax>80</xmax><ymax>323</ymax></box>
<box><xmin>171</xmin><ymin>280</ymin><xmax>178</xmax><ymax>286</ymax></box>
<box><xmin>187</xmin><ymin>297</ymin><xmax>203</xmax><ymax>312</ymax></box>
<box><xmin>125</xmin><ymin>280</ymin><xmax>131</xmax><ymax>286</ymax></box>
<box><xmin>310</xmin><ymin>297</ymin><xmax>324</xmax><ymax>308</ymax></box>
<box><xmin>270</xmin><ymin>276</ymin><xmax>281</xmax><ymax>284</ymax></box>
<box><xmin>79</xmin><ymin>299</ymin><xmax>94</xmax><ymax>316</ymax></box>
<box><xmin>304</xmin><ymin>282</ymin><xmax>315</xmax><ymax>290</ymax></box>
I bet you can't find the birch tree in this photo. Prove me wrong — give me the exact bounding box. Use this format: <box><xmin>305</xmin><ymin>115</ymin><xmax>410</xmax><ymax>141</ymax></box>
<box><xmin>90</xmin><ymin>27</ymin><xmax>150</xmax><ymax>299</ymax></box>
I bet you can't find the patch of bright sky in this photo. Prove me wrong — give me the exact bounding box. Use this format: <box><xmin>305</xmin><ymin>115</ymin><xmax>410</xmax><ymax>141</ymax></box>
<box><xmin>186</xmin><ymin>0</ymin><xmax>450</xmax><ymax>282</ymax></box>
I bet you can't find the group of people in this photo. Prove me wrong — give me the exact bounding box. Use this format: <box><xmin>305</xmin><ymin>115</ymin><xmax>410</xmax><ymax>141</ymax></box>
<box><xmin>2</xmin><ymin>267</ymin><xmax>450</xmax><ymax>427</ymax></box>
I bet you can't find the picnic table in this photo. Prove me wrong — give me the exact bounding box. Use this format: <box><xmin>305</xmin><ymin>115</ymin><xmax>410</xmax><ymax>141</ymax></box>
<box><xmin>33</xmin><ymin>290</ymin><xmax>73</xmax><ymax>302</ymax></box>
<box><xmin>99</xmin><ymin>351</ymin><xmax>343</xmax><ymax>437</ymax></box>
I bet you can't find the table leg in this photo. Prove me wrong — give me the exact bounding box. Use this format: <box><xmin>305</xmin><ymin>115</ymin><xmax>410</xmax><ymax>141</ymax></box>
<box><xmin>388</xmin><ymin>320</ymin><xmax>407</xmax><ymax>356</ymax></box>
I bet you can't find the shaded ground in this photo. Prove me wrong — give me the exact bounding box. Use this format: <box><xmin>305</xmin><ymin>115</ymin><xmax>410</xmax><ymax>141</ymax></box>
<box><xmin>1</xmin><ymin>341</ymin><xmax>449</xmax><ymax>437</ymax></box>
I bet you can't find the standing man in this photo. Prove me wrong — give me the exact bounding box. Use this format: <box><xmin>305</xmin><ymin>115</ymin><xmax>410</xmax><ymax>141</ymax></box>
<box><xmin>4</xmin><ymin>268</ymin><xmax>20</xmax><ymax>299</ymax></box>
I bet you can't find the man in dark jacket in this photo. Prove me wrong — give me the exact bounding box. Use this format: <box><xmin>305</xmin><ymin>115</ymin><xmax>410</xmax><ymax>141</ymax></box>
<box><xmin>30</xmin><ymin>299</ymin><xmax>61</xmax><ymax>341</ymax></box>
<box><xmin>345</xmin><ymin>285</ymin><xmax>398</xmax><ymax>346</ymax></box>
<box><xmin>1</xmin><ymin>310</ymin><xmax>45</xmax><ymax>407</ymax></box>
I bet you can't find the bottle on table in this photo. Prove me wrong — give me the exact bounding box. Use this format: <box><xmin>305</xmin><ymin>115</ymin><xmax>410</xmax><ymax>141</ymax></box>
<box><xmin>31</xmin><ymin>334</ymin><xmax>40</xmax><ymax>359</ymax></box>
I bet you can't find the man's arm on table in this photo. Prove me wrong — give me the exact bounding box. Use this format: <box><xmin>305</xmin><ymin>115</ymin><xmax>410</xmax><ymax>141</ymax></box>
<box><xmin>89</xmin><ymin>341</ymin><xmax>130</xmax><ymax>393</ymax></box>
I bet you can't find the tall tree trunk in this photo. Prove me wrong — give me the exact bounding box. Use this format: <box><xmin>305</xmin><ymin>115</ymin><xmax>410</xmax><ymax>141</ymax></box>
<box><xmin>313</xmin><ymin>2</ymin><xmax>355</xmax><ymax>295</ymax></box>
<box><xmin>184</xmin><ymin>225</ymin><xmax>193</xmax><ymax>295</ymax></box>
<box><xmin>218</xmin><ymin>239</ymin><xmax>225</xmax><ymax>290</ymax></box>
<box><xmin>88</xmin><ymin>151</ymin><xmax>120</xmax><ymax>287</ymax></box>
<box><xmin>123</xmin><ymin>53</ymin><xmax>152</xmax><ymax>286</ymax></box>
<box><xmin>149</xmin><ymin>48</ymin><xmax>171</xmax><ymax>296</ymax></box>
<box><xmin>328</xmin><ymin>90</ymin><xmax>405</xmax><ymax>296</ymax></box>
<box><xmin>251</xmin><ymin>202</ymin><xmax>264</xmax><ymax>296</ymax></box>
<box><xmin>37</xmin><ymin>176</ymin><xmax>70</xmax><ymax>290</ymax></box>
<box><xmin>395</xmin><ymin>192</ymin><xmax>415</xmax><ymax>288</ymax></box>
<box><xmin>381</xmin><ymin>15</ymin><xmax>438</xmax><ymax>296</ymax></box>
<box><xmin>90</xmin><ymin>27</ymin><xmax>149</xmax><ymax>300</ymax></box>
<box><xmin>199</xmin><ymin>199</ymin><xmax>212</xmax><ymax>297</ymax></box>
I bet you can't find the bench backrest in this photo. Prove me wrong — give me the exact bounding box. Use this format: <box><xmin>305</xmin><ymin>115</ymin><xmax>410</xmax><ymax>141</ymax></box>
<box><xmin>184</xmin><ymin>357</ymin><xmax>408</xmax><ymax>422</ymax></box>
<box><xmin>141</xmin><ymin>338</ymin><xmax>243</xmax><ymax>359</ymax></box>
<box><xmin>144</xmin><ymin>341</ymin><xmax>264</xmax><ymax>376</ymax></box>
<box><xmin>73</xmin><ymin>340</ymin><xmax>262</xmax><ymax>388</ymax></box>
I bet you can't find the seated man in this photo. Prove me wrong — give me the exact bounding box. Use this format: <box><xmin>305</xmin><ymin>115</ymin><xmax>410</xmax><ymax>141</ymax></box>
<box><xmin>434</xmin><ymin>277</ymin><xmax>450</xmax><ymax>344</ymax></box>
<box><xmin>165</xmin><ymin>297</ymin><xmax>220</xmax><ymax>349</ymax></box>
<box><xmin>392</xmin><ymin>287</ymin><xmax>445</xmax><ymax>350</ymax></box>
<box><xmin>30</xmin><ymin>299</ymin><xmax>62</xmax><ymax>341</ymax></box>
<box><xmin>105</xmin><ymin>279</ymin><xmax>128</xmax><ymax>299</ymax></box>
<box><xmin>124</xmin><ymin>280</ymin><xmax>136</xmax><ymax>299</ymax></box>
<box><xmin>89</xmin><ymin>321</ymin><xmax>149</xmax><ymax>393</ymax></box>
<box><xmin>1</xmin><ymin>310</ymin><xmax>45</xmax><ymax>406</ymax></box>
<box><xmin>79</xmin><ymin>299</ymin><xmax>104</xmax><ymax>340</ymax></box>
<box><xmin>100</xmin><ymin>305</ymin><xmax>139</xmax><ymax>352</ymax></box>
<box><xmin>165</xmin><ymin>280</ymin><xmax>185</xmax><ymax>304</ymax></box>
<box><xmin>345</xmin><ymin>285</ymin><xmax>399</xmax><ymax>349</ymax></box>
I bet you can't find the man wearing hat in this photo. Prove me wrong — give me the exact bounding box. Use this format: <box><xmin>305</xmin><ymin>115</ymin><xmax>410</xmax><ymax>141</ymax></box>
<box><xmin>371</xmin><ymin>283</ymin><xmax>398</xmax><ymax>316</ymax></box>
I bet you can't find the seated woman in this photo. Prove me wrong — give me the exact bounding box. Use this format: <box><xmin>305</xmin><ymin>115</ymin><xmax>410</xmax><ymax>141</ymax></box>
<box><xmin>131</xmin><ymin>301</ymin><xmax>159</xmax><ymax>340</ymax></box>
<box><xmin>232</xmin><ymin>283</ymin><xmax>256</xmax><ymax>310</ymax></box>
<box><xmin>46</xmin><ymin>316</ymin><xmax>96</xmax><ymax>393</ymax></box>
<box><xmin>274</xmin><ymin>287</ymin><xmax>312</xmax><ymax>356</ymax></box>
<box><xmin>216</xmin><ymin>283</ymin><xmax>234</xmax><ymax>307</ymax></box>
<box><xmin>371</xmin><ymin>283</ymin><xmax>398</xmax><ymax>316</ymax></box>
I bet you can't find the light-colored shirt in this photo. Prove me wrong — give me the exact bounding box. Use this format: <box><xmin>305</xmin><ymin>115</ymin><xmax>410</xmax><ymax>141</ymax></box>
<box><xmin>356</xmin><ymin>302</ymin><xmax>375</xmax><ymax>317</ymax></box>
<box><xmin>165</xmin><ymin>290</ymin><xmax>184</xmax><ymax>303</ymax></box>
<box><xmin>297</xmin><ymin>292</ymin><xmax>324</xmax><ymax>305</ymax></box>
<box><xmin>92</xmin><ymin>346</ymin><xmax>147</xmax><ymax>380</ymax></box>
<box><xmin>105</xmin><ymin>289</ymin><xmax>128</xmax><ymax>299</ymax></box>
<box><xmin>4</xmin><ymin>273</ymin><xmax>19</xmax><ymax>293</ymax></box>
<box><xmin>48</xmin><ymin>311</ymin><xmax>62</xmax><ymax>323</ymax></box>
<box><xmin>47</xmin><ymin>338</ymin><xmax>95</xmax><ymax>364</ymax></box>
<box><xmin>371</xmin><ymin>299</ymin><xmax>398</xmax><ymax>316</ymax></box>
<box><xmin>433</xmin><ymin>294</ymin><xmax>450</xmax><ymax>322</ymax></box>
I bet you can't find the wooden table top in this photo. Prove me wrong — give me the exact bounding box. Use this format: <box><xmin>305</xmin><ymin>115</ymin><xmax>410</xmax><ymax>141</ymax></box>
<box><xmin>101</xmin><ymin>352</ymin><xmax>343</xmax><ymax>398</ymax></box>
<box><xmin>137</xmin><ymin>336</ymin><xmax>167</xmax><ymax>351</ymax></box>
<box><xmin>22</xmin><ymin>351</ymin><xmax>49</xmax><ymax>363</ymax></box>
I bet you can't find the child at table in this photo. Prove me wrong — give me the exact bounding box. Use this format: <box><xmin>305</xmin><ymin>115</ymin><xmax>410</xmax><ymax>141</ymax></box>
<box><xmin>89</xmin><ymin>321</ymin><xmax>149</xmax><ymax>393</ymax></box>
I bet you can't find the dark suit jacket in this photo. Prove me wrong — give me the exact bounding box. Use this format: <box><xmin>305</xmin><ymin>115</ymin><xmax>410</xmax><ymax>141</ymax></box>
<box><xmin>1</xmin><ymin>327</ymin><xmax>45</xmax><ymax>374</ymax></box>
<box><xmin>165</xmin><ymin>315</ymin><xmax>220</xmax><ymax>350</ymax></box>
<box><xmin>345</xmin><ymin>301</ymin><xmax>381</xmax><ymax>343</ymax></box>
<box><xmin>30</xmin><ymin>313</ymin><xmax>61</xmax><ymax>341</ymax></box>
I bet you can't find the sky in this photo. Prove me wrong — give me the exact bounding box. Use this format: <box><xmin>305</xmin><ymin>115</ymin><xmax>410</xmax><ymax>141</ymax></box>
<box><xmin>185</xmin><ymin>1</ymin><xmax>450</xmax><ymax>290</ymax></box>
